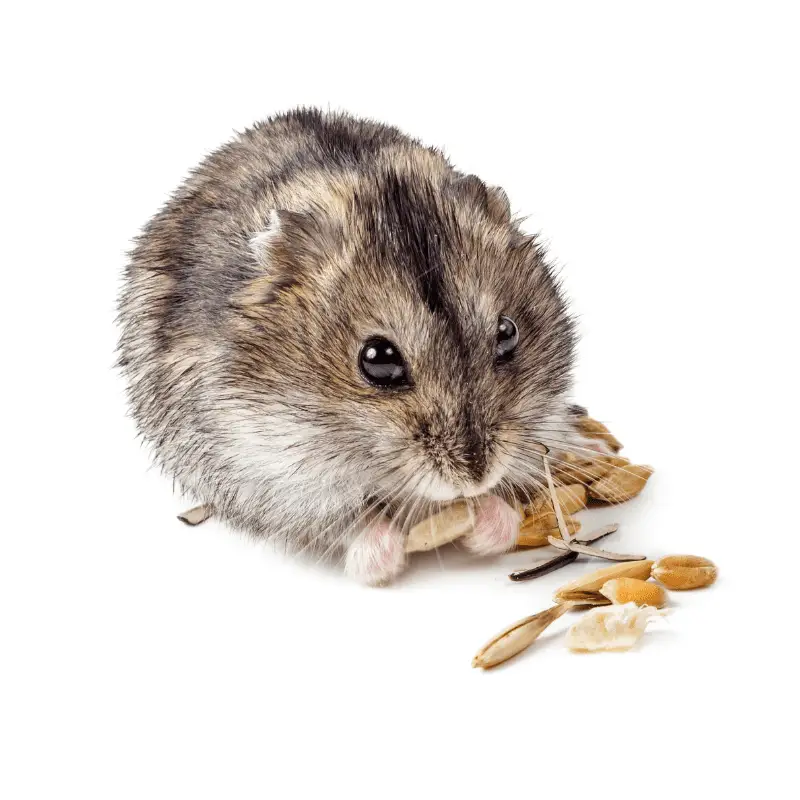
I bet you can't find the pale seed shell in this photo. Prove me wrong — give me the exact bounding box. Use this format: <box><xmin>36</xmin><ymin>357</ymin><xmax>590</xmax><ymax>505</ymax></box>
<box><xmin>576</xmin><ymin>523</ymin><xmax>620</xmax><ymax>544</ymax></box>
<box><xmin>548</xmin><ymin>537</ymin><xmax>647</xmax><ymax>562</ymax></box>
<box><xmin>177</xmin><ymin>504</ymin><xmax>215</xmax><ymax>526</ymax></box>
<box><xmin>405</xmin><ymin>500</ymin><xmax>473</xmax><ymax>553</ymax></box>
<box><xmin>652</xmin><ymin>555</ymin><xmax>717</xmax><ymax>590</ymax></box>
<box><xmin>600</xmin><ymin>577</ymin><xmax>668</xmax><ymax>607</ymax></box>
<box><xmin>588</xmin><ymin>464</ymin><xmax>654</xmax><ymax>503</ymax></box>
<box><xmin>554</xmin><ymin>560</ymin><xmax>654</xmax><ymax>601</ymax></box>
<box><xmin>472</xmin><ymin>603</ymin><xmax>573</xmax><ymax>668</ymax></box>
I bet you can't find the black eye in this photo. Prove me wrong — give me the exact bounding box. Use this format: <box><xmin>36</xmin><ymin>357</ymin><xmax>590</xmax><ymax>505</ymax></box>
<box><xmin>496</xmin><ymin>315</ymin><xmax>519</xmax><ymax>360</ymax></box>
<box><xmin>359</xmin><ymin>338</ymin><xmax>410</xmax><ymax>388</ymax></box>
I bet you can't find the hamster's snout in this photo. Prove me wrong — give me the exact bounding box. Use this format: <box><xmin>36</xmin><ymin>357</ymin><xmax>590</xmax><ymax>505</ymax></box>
<box><xmin>414</xmin><ymin>413</ymin><xmax>503</xmax><ymax>501</ymax></box>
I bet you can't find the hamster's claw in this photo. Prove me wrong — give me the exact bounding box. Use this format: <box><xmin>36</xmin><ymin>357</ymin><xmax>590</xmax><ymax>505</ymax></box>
<box><xmin>461</xmin><ymin>495</ymin><xmax>521</xmax><ymax>557</ymax></box>
<box><xmin>344</xmin><ymin>520</ymin><xmax>407</xmax><ymax>586</ymax></box>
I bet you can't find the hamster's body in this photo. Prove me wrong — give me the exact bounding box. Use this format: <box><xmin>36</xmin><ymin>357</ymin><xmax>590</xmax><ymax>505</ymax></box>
<box><xmin>118</xmin><ymin>109</ymin><xmax>594</xmax><ymax>584</ymax></box>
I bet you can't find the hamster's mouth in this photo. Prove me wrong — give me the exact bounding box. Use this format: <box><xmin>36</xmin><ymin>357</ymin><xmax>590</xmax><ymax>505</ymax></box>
<box><xmin>415</xmin><ymin>463</ymin><xmax>506</xmax><ymax>502</ymax></box>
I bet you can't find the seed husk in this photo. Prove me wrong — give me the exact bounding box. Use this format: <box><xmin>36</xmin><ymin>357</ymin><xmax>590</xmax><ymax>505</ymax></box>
<box><xmin>554</xmin><ymin>560</ymin><xmax>655</xmax><ymax>601</ymax></box>
<box><xmin>652</xmin><ymin>555</ymin><xmax>717</xmax><ymax>590</ymax></box>
<box><xmin>472</xmin><ymin>602</ymin><xmax>575</xmax><ymax>668</ymax></box>
<box><xmin>509</xmin><ymin>550</ymin><xmax>578</xmax><ymax>581</ymax></box>
<box><xmin>177</xmin><ymin>504</ymin><xmax>215</xmax><ymax>526</ymax></box>
<box><xmin>588</xmin><ymin>464</ymin><xmax>654</xmax><ymax>503</ymax></box>
<box><xmin>600</xmin><ymin>577</ymin><xmax>668</xmax><ymax>607</ymax></box>
<box><xmin>575</xmin><ymin>524</ymin><xmax>620</xmax><ymax>544</ymax></box>
<box><xmin>405</xmin><ymin>500</ymin><xmax>474</xmax><ymax>553</ymax></box>
<box><xmin>547</xmin><ymin>536</ymin><xmax>647</xmax><ymax>562</ymax></box>
<box><xmin>542</xmin><ymin>453</ymin><xmax>575</xmax><ymax>547</ymax></box>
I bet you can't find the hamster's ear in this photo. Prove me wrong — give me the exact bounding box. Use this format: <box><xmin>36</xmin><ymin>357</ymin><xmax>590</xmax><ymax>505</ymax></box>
<box><xmin>486</xmin><ymin>185</ymin><xmax>511</xmax><ymax>223</ymax></box>
<box><xmin>233</xmin><ymin>209</ymin><xmax>318</xmax><ymax>307</ymax></box>
<box><xmin>452</xmin><ymin>175</ymin><xmax>511</xmax><ymax>223</ymax></box>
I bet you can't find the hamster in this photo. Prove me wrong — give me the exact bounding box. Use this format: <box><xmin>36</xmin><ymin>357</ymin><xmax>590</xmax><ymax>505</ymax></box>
<box><xmin>118</xmin><ymin>108</ymin><xmax>602</xmax><ymax>585</ymax></box>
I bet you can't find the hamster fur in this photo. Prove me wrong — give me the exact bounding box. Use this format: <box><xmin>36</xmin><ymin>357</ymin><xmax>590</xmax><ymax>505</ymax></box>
<box><xmin>118</xmin><ymin>108</ymin><xmax>602</xmax><ymax>584</ymax></box>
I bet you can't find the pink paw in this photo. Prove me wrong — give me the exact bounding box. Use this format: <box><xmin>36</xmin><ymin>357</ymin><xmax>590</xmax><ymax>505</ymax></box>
<box><xmin>462</xmin><ymin>495</ymin><xmax>521</xmax><ymax>556</ymax></box>
<box><xmin>344</xmin><ymin>520</ymin><xmax>407</xmax><ymax>586</ymax></box>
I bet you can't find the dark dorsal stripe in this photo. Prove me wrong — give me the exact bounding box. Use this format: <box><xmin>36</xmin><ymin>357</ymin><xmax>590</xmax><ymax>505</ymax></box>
<box><xmin>360</xmin><ymin>172</ymin><xmax>452</xmax><ymax>315</ymax></box>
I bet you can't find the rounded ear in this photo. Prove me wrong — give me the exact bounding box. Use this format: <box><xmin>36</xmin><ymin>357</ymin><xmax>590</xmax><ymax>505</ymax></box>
<box><xmin>234</xmin><ymin>209</ymin><xmax>317</xmax><ymax>307</ymax></box>
<box><xmin>453</xmin><ymin>173</ymin><xmax>489</xmax><ymax>208</ymax></box>
<box><xmin>486</xmin><ymin>185</ymin><xmax>511</xmax><ymax>223</ymax></box>
<box><xmin>452</xmin><ymin>174</ymin><xmax>511</xmax><ymax>223</ymax></box>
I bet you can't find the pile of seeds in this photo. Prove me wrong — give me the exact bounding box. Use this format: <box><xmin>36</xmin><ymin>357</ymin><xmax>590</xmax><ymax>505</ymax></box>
<box><xmin>473</xmin><ymin>554</ymin><xmax>717</xmax><ymax>666</ymax></box>
<box><xmin>399</xmin><ymin>413</ymin><xmax>718</xmax><ymax>667</ymax></box>
<box><xmin>470</xmin><ymin>414</ymin><xmax>718</xmax><ymax>668</ymax></box>
<box><xmin>518</xmin><ymin>416</ymin><xmax>653</xmax><ymax>550</ymax></box>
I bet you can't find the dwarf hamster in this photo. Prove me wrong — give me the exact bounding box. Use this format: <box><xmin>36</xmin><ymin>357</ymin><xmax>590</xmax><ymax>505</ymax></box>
<box><xmin>118</xmin><ymin>108</ymin><xmax>598</xmax><ymax>584</ymax></box>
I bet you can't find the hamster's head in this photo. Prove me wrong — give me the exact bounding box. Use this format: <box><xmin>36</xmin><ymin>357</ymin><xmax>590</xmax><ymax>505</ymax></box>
<box><xmin>228</xmin><ymin>170</ymin><xmax>576</xmax><ymax>514</ymax></box>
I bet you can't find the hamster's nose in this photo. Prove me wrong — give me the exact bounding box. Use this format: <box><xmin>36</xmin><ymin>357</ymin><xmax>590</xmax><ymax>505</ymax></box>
<box><xmin>458</xmin><ymin>419</ymin><xmax>488</xmax><ymax>484</ymax></box>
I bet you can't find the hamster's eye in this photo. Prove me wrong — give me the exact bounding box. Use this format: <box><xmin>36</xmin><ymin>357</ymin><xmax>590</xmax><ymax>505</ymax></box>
<box><xmin>359</xmin><ymin>338</ymin><xmax>410</xmax><ymax>389</ymax></box>
<box><xmin>496</xmin><ymin>316</ymin><xmax>519</xmax><ymax>360</ymax></box>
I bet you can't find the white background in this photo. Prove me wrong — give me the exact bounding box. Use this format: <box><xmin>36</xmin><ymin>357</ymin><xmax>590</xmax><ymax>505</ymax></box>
<box><xmin>2</xmin><ymin>2</ymin><xmax>798</xmax><ymax>798</ymax></box>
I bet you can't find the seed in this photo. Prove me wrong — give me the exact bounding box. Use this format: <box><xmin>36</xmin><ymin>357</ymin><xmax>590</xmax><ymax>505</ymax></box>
<box><xmin>565</xmin><ymin>602</ymin><xmax>668</xmax><ymax>652</ymax></box>
<box><xmin>652</xmin><ymin>555</ymin><xmax>717</xmax><ymax>590</ymax></box>
<box><xmin>404</xmin><ymin>500</ymin><xmax>473</xmax><ymax>553</ymax></box>
<box><xmin>588</xmin><ymin>464</ymin><xmax>654</xmax><ymax>503</ymax></box>
<box><xmin>600</xmin><ymin>577</ymin><xmax>668</xmax><ymax>607</ymax></box>
<box><xmin>527</xmin><ymin>484</ymin><xmax>587</xmax><ymax>517</ymax></box>
<box><xmin>554</xmin><ymin>560</ymin><xmax>654</xmax><ymax>601</ymax></box>
<box><xmin>518</xmin><ymin>512</ymin><xmax>581</xmax><ymax>547</ymax></box>
<box><xmin>472</xmin><ymin>602</ymin><xmax>574</xmax><ymax>668</ymax></box>
<box><xmin>576</xmin><ymin>416</ymin><xmax>624</xmax><ymax>452</ymax></box>
<box><xmin>553</xmin><ymin>589</ymin><xmax>611</xmax><ymax>606</ymax></box>
<box><xmin>553</xmin><ymin>454</ymin><xmax>615</xmax><ymax>485</ymax></box>
<box><xmin>554</xmin><ymin>484</ymin><xmax>588</xmax><ymax>514</ymax></box>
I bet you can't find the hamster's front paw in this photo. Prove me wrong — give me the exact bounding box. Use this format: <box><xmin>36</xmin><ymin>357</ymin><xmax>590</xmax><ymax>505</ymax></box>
<box><xmin>344</xmin><ymin>520</ymin><xmax>407</xmax><ymax>586</ymax></box>
<box><xmin>461</xmin><ymin>495</ymin><xmax>521</xmax><ymax>557</ymax></box>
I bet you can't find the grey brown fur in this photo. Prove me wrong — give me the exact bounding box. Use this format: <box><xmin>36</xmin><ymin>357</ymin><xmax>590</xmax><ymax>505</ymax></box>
<box><xmin>118</xmin><ymin>108</ymin><xmax>582</xmax><ymax>562</ymax></box>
